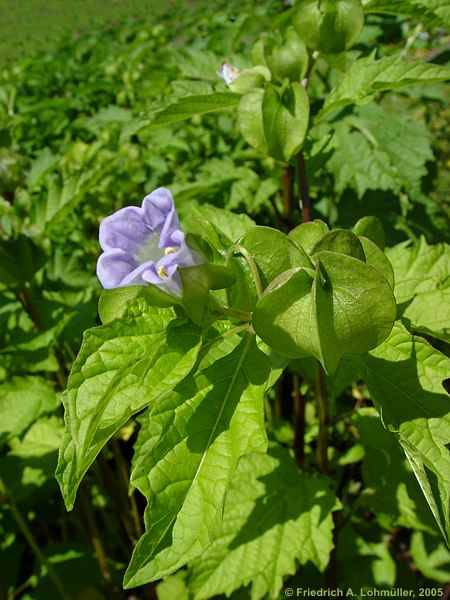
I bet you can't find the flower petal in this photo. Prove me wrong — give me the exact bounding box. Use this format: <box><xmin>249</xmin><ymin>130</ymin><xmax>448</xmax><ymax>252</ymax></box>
<box><xmin>97</xmin><ymin>250</ymin><xmax>137</xmax><ymax>289</ymax></box>
<box><xmin>142</xmin><ymin>188</ymin><xmax>177</xmax><ymax>231</ymax></box>
<box><xmin>99</xmin><ymin>206</ymin><xmax>148</xmax><ymax>253</ymax></box>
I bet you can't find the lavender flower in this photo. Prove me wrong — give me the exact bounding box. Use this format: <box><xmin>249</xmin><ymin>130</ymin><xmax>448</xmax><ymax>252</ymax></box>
<box><xmin>97</xmin><ymin>187</ymin><xmax>198</xmax><ymax>296</ymax></box>
<box><xmin>218</xmin><ymin>62</ymin><xmax>241</xmax><ymax>86</ymax></box>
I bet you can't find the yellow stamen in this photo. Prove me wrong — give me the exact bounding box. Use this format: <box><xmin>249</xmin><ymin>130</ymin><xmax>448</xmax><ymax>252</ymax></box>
<box><xmin>164</xmin><ymin>246</ymin><xmax>178</xmax><ymax>255</ymax></box>
<box><xmin>157</xmin><ymin>266</ymin><xmax>168</xmax><ymax>278</ymax></box>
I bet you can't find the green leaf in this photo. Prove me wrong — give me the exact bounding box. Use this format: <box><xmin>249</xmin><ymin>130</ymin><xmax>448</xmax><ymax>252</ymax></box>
<box><xmin>327</xmin><ymin>105</ymin><xmax>433</xmax><ymax>197</ymax></box>
<box><xmin>189</xmin><ymin>445</ymin><xmax>339</xmax><ymax>600</ymax></box>
<box><xmin>262</xmin><ymin>82</ymin><xmax>310</xmax><ymax>162</ymax></box>
<box><xmin>386</xmin><ymin>237</ymin><xmax>450</xmax><ymax>342</ymax></box>
<box><xmin>410</xmin><ymin>531</ymin><xmax>450</xmax><ymax>584</ymax></box>
<box><xmin>355</xmin><ymin>322</ymin><xmax>450</xmax><ymax>541</ymax></box>
<box><xmin>182</xmin><ymin>203</ymin><xmax>255</xmax><ymax>253</ymax></box>
<box><xmin>56</xmin><ymin>307</ymin><xmax>202</xmax><ymax>510</ymax></box>
<box><xmin>354</xmin><ymin>408</ymin><xmax>437</xmax><ymax>533</ymax></box>
<box><xmin>0</xmin><ymin>236</ymin><xmax>46</xmax><ymax>287</ymax></box>
<box><xmin>289</xmin><ymin>220</ymin><xmax>329</xmax><ymax>255</ymax></box>
<box><xmin>0</xmin><ymin>376</ymin><xmax>59</xmax><ymax>441</ymax></box>
<box><xmin>1</xmin><ymin>416</ymin><xmax>63</xmax><ymax>502</ymax></box>
<box><xmin>336</xmin><ymin>524</ymin><xmax>396</xmax><ymax>589</ymax></box>
<box><xmin>253</xmin><ymin>252</ymin><xmax>396</xmax><ymax>373</ymax></box>
<box><xmin>149</xmin><ymin>93</ymin><xmax>240</xmax><ymax>127</ymax></box>
<box><xmin>319</xmin><ymin>53</ymin><xmax>450</xmax><ymax>120</ymax></box>
<box><xmin>239</xmin><ymin>226</ymin><xmax>312</xmax><ymax>288</ymax></box>
<box><xmin>27</xmin><ymin>147</ymin><xmax>58</xmax><ymax>188</ymax></box>
<box><xmin>327</xmin><ymin>122</ymin><xmax>397</xmax><ymax>198</ymax></box>
<box><xmin>363</xmin><ymin>0</ymin><xmax>450</xmax><ymax>28</ymax></box>
<box><xmin>124</xmin><ymin>329</ymin><xmax>270</xmax><ymax>587</ymax></box>
<box><xmin>156</xmin><ymin>572</ymin><xmax>189</xmax><ymax>600</ymax></box>
<box><xmin>98</xmin><ymin>285</ymin><xmax>178</xmax><ymax>324</ymax></box>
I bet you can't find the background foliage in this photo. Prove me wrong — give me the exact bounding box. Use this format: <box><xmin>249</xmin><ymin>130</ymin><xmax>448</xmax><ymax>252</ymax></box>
<box><xmin>0</xmin><ymin>0</ymin><xmax>449</xmax><ymax>598</ymax></box>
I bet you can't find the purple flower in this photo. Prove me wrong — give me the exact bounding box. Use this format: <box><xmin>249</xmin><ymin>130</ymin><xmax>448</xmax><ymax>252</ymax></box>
<box><xmin>97</xmin><ymin>187</ymin><xmax>199</xmax><ymax>296</ymax></box>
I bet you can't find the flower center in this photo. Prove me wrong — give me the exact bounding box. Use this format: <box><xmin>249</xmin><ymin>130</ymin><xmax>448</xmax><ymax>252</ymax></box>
<box><xmin>157</xmin><ymin>266</ymin><xmax>168</xmax><ymax>278</ymax></box>
<box><xmin>135</xmin><ymin>232</ymin><xmax>165</xmax><ymax>264</ymax></box>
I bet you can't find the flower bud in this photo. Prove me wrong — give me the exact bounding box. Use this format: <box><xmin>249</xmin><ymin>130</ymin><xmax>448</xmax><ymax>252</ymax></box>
<box><xmin>293</xmin><ymin>0</ymin><xmax>364</xmax><ymax>54</ymax></box>
<box><xmin>219</xmin><ymin>62</ymin><xmax>271</xmax><ymax>94</ymax></box>
<box><xmin>265</xmin><ymin>28</ymin><xmax>309</xmax><ymax>82</ymax></box>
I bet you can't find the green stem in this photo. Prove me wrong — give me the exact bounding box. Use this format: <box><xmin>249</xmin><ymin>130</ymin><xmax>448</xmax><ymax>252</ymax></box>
<box><xmin>0</xmin><ymin>478</ymin><xmax>69</xmax><ymax>600</ymax></box>
<box><xmin>79</xmin><ymin>486</ymin><xmax>111</xmax><ymax>582</ymax></box>
<box><xmin>111</xmin><ymin>439</ymin><xmax>143</xmax><ymax>539</ymax></box>
<box><xmin>235</xmin><ymin>244</ymin><xmax>263</xmax><ymax>298</ymax></box>
<box><xmin>315</xmin><ymin>362</ymin><xmax>329</xmax><ymax>473</ymax></box>
<box><xmin>212</xmin><ymin>300</ymin><xmax>252</xmax><ymax>322</ymax></box>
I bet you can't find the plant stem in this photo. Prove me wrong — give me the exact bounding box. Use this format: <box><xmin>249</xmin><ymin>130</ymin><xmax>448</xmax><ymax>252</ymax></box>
<box><xmin>215</xmin><ymin>304</ymin><xmax>252</xmax><ymax>322</ymax></box>
<box><xmin>111</xmin><ymin>439</ymin><xmax>143</xmax><ymax>539</ymax></box>
<box><xmin>292</xmin><ymin>374</ymin><xmax>305</xmax><ymax>466</ymax></box>
<box><xmin>315</xmin><ymin>363</ymin><xmax>329</xmax><ymax>473</ymax></box>
<box><xmin>297</xmin><ymin>152</ymin><xmax>312</xmax><ymax>223</ymax></box>
<box><xmin>79</xmin><ymin>486</ymin><xmax>111</xmax><ymax>582</ymax></box>
<box><xmin>282</xmin><ymin>164</ymin><xmax>295</xmax><ymax>221</ymax></box>
<box><xmin>0</xmin><ymin>478</ymin><xmax>68</xmax><ymax>600</ymax></box>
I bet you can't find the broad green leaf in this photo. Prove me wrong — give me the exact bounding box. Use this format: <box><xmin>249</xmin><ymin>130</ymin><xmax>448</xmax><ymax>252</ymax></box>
<box><xmin>356</xmin><ymin>322</ymin><xmax>450</xmax><ymax>541</ymax></box>
<box><xmin>239</xmin><ymin>226</ymin><xmax>312</xmax><ymax>288</ymax></box>
<box><xmin>354</xmin><ymin>408</ymin><xmax>437</xmax><ymax>533</ymax></box>
<box><xmin>0</xmin><ymin>235</ymin><xmax>46</xmax><ymax>287</ymax></box>
<box><xmin>289</xmin><ymin>220</ymin><xmax>329</xmax><ymax>255</ymax></box>
<box><xmin>0</xmin><ymin>376</ymin><xmax>59</xmax><ymax>441</ymax></box>
<box><xmin>328</xmin><ymin>105</ymin><xmax>433</xmax><ymax>197</ymax></box>
<box><xmin>318</xmin><ymin>53</ymin><xmax>450</xmax><ymax>120</ymax></box>
<box><xmin>189</xmin><ymin>445</ymin><xmax>339</xmax><ymax>600</ymax></box>
<box><xmin>386</xmin><ymin>237</ymin><xmax>450</xmax><ymax>342</ymax></box>
<box><xmin>27</xmin><ymin>147</ymin><xmax>58</xmax><ymax>188</ymax></box>
<box><xmin>0</xmin><ymin>327</ymin><xmax>60</xmax><ymax>376</ymax></box>
<box><xmin>0</xmin><ymin>416</ymin><xmax>63</xmax><ymax>503</ymax></box>
<box><xmin>262</xmin><ymin>82</ymin><xmax>309</xmax><ymax>162</ymax></box>
<box><xmin>410</xmin><ymin>531</ymin><xmax>450</xmax><ymax>584</ymax></box>
<box><xmin>149</xmin><ymin>93</ymin><xmax>240</xmax><ymax>127</ymax></box>
<box><xmin>253</xmin><ymin>252</ymin><xmax>396</xmax><ymax>373</ymax></box>
<box><xmin>182</xmin><ymin>203</ymin><xmax>255</xmax><ymax>253</ymax></box>
<box><xmin>336</xmin><ymin>524</ymin><xmax>396</xmax><ymax>589</ymax></box>
<box><xmin>124</xmin><ymin>329</ymin><xmax>270</xmax><ymax>587</ymax></box>
<box><xmin>98</xmin><ymin>285</ymin><xmax>178</xmax><ymax>324</ymax></box>
<box><xmin>327</xmin><ymin>123</ymin><xmax>396</xmax><ymax>198</ymax></box>
<box><xmin>363</xmin><ymin>0</ymin><xmax>450</xmax><ymax>28</ymax></box>
<box><xmin>56</xmin><ymin>307</ymin><xmax>201</xmax><ymax>510</ymax></box>
<box><xmin>156</xmin><ymin>572</ymin><xmax>189</xmax><ymax>600</ymax></box>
